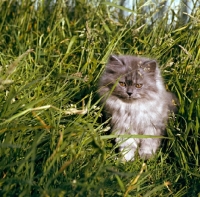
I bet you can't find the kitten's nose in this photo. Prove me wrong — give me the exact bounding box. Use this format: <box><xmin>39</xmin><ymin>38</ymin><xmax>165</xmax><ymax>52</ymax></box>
<box><xmin>127</xmin><ymin>92</ymin><xmax>132</xmax><ymax>96</ymax></box>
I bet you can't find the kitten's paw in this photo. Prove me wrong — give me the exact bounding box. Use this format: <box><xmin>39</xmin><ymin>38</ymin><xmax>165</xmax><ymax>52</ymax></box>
<box><xmin>139</xmin><ymin>149</ymin><xmax>154</xmax><ymax>160</ymax></box>
<box><xmin>139</xmin><ymin>152</ymin><xmax>153</xmax><ymax>160</ymax></box>
<box><xmin>118</xmin><ymin>138</ymin><xmax>138</xmax><ymax>161</ymax></box>
<box><xmin>122</xmin><ymin>151</ymin><xmax>135</xmax><ymax>161</ymax></box>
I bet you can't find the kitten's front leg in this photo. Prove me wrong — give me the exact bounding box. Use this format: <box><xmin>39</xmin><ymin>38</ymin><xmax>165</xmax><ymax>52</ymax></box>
<box><xmin>116</xmin><ymin>138</ymin><xmax>139</xmax><ymax>161</ymax></box>
<box><xmin>139</xmin><ymin>128</ymin><xmax>161</xmax><ymax>159</ymax></box>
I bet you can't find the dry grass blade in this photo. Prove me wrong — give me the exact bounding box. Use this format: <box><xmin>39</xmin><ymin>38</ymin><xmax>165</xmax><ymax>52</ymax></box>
<box><xmin>6</xmin><ymin>49</ymin><xmax>34</xmax><ymax>75</ymax></box>
<box><xmin>124</xmin><ymin>163</ymin><xmax>147</xmax><ymax>197</ymax></box>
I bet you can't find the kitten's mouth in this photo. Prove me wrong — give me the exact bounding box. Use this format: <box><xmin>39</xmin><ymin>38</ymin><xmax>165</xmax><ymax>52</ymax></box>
<box><xmin>128</xmin><ymin>95</ymin><xmax>141</xmax><ymax>100</ymax></box>
<box><xmin>126</xmin><ymin>96</ymin><xmax>137</xmax><ymax>101</ymax></box>
<box><xmin>119</xmin><ymin>95</ymin><xmax>139</xmax><ymax>101</ymax></box>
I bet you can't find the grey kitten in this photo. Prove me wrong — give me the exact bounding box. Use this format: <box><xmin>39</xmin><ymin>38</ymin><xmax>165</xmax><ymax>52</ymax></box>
<box><xmin>98</xmin><ymin>55</ymin><xmax>176</xmax><ymax>161</ymax></box>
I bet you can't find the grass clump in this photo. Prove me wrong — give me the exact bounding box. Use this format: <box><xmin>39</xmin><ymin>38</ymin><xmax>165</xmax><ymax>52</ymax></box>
<box><xmin>0</xmin><ymin>0</ymin><xmax>200</xmax><ymax>196</ymax></box>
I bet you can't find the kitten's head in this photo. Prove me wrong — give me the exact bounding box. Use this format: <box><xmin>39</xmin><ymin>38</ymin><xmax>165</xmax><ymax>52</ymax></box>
<box><xmin>99</xmin><ymin>55</ymin><xmax>161</xmax><ymax>102</ymax></box>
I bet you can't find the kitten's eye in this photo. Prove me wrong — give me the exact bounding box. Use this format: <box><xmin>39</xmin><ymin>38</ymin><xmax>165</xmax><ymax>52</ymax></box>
<box><xmin>119</xmin><ymin>82</ymin><xmax>126</xmax><ymax>87</ymax></box>
<box><xmin>135</xmin><ymin>84</ymin><xmax>143</xmax><ymax>88</ymax></box>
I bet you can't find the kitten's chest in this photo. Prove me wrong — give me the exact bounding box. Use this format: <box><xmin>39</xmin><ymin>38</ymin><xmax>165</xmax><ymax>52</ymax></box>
<box><xmin>112</xmin><ymin>101</ymin><xmax>151</xmax><ymax>124</ymax></box>
<box><xmin>106</xmin><ymin>98</ymin><xmax>166</xmax><ymax>133</ymax></box>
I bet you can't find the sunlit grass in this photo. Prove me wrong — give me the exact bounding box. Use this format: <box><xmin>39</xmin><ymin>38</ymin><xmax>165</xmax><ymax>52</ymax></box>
<box><xmin>0</xmin><ymin>0</ymin><xmax>200</xmax><ymax>196</ymax></box>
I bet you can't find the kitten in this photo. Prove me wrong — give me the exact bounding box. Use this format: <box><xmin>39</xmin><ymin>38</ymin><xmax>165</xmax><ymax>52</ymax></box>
<box><xmin>98</xmin><ymin>55</ymin><xmax>176</xmax><ymax>161</ymax></box>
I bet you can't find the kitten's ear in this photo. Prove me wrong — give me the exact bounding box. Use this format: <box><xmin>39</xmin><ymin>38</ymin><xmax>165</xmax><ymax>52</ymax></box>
<box><xmin>105</xmin><ymin>55</ymin><xmax>124</xmax><ymax>74</ymax></box>
<box><xmin>142</xmin><ymin>60</ymin><xmax>157</xmax><ymax>72</ymax></box>
<box><xmin>108</xmin><ymin>55</ymin><xmax>124</xmax><ymax>65</ymax></box>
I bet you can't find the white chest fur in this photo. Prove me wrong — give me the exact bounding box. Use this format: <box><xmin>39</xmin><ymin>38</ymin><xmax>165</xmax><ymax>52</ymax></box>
<box><xmin>106</xmin><ymin>96</ymin><xmax>168</xmax><ymax>134</ymax></box>
<box><xmin>105</xmin><ymin>96</ymin><xmax>169</xmax><ymax>161</ymax></box>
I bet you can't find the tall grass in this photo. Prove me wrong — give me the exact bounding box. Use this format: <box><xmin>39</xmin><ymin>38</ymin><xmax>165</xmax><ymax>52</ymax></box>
<box><xmin>0</xmin><ymin>0</ymin><xmax>200</xmax><ymax>196</ymax></box>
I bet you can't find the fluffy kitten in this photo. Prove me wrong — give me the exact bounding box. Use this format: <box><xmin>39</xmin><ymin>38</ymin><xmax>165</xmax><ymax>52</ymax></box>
<box><xmin>98</xmin><ymin>55</ymin><xmax>176</xmax><ymax>161</ymax></box>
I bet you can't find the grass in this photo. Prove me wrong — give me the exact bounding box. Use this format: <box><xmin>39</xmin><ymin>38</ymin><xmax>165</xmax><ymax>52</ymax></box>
<box><xmin>0</xmin><ymin>0</ymin><xmax>200</xmax><ymax>196</ymax></box>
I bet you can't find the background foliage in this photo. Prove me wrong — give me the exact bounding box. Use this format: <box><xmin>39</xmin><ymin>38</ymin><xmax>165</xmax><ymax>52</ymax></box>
<box><xmin>0</xmin><ymin>0</ymin><xmax>200</xmax><ymax>196</ymax></box>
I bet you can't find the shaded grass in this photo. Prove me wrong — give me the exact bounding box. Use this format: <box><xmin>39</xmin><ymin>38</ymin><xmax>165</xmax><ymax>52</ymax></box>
<box><xmin>0</xmin><ymin>0</ymin><xmax>200</xmax><ymax>196</ymax></box>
